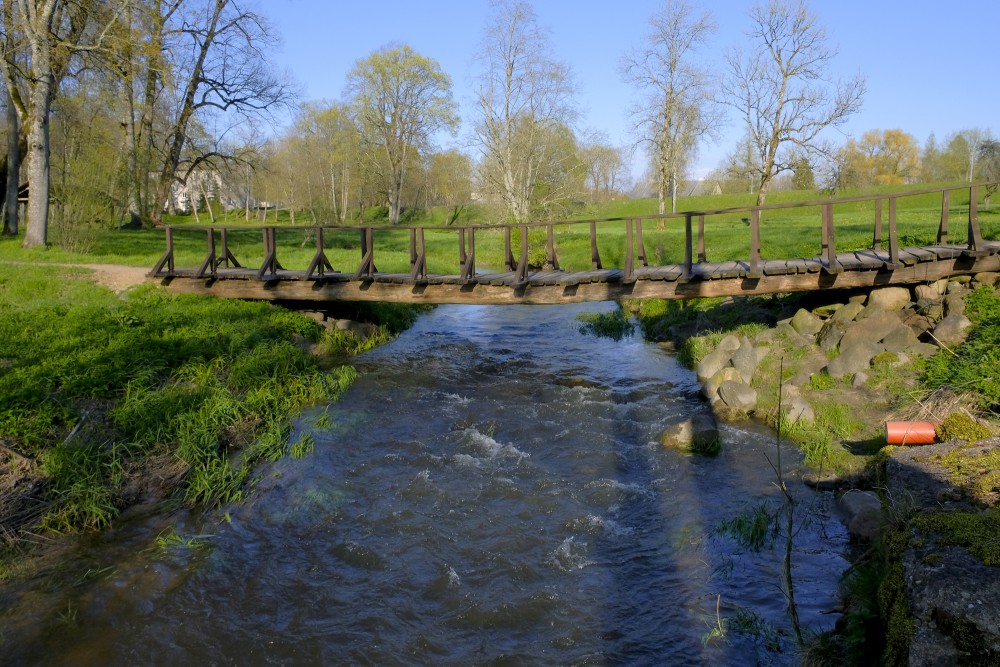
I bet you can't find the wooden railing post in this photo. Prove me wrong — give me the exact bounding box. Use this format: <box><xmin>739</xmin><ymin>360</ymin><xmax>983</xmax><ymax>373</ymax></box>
<box><xmin>460</xmin><ymin>228</ymin><xmax>476</xmax><ymax>280</ymax></box>
<box><xmin>887</xmin><ymin>197</ymin><xmax>900</xmax><ymax>268</ymax></box>
<box><xmin>152</xmin><ymin>226</ymin><xmax>175</xmax><ymax>275</ymax></box>
<box><xmin>697</xmin><ymin>214</ymin><xmax>706</xmax><ymax>263</ymax></box>
<box><xmin>544</xmin><ymin>224</ymin><xmax>559</xmax><ymax>270</ymax></box>
<box><xmin>822</xmin><ymin>203</ymin><xmax>841</xmax><ymax>273</ymax></box>
<box><xmin>458</xmin><ymin>227</ymin><xmax>467</xmax><ymax>268</ymax></box>
<box><xmin>748</xmin><ymin>209</ymin><xmax>761</xmax><ymax>278</ymax></box>
<box><xmin>635</xmin><ymin>219</ymin><xmax>647</xmax><ymax>267</ymax></box>
<box><xmin>219</xmin><ymin>228</ymin><xmax>241</xmax><ymax>269</ymax></box>
<box><xmin>938</xmin><ymin>190</ymin><xmax>950</xmax><ymax>244</ymax></box>
<box><xmin>353</xmin><ymin>227</ymin><xmax>376</xmax><ymax>279</ymax></box>
<box><xmin>873</xmin><ymin>198</ymin><xmax>883</xmax><ymax>249</ymax></box>
<box><xmin>504</xmin><ymin>227</ymin><xmax>516</xmax><ymax>271</ymax></box>
<box><xmin>969</xmin><ymin>184</ymin><xmax>983</xmax><ymax>251</ymax></box>
<box><xmin>514</xmin><ymin>226</ymin><xmax>529</xmax><ymax>284</ymax></box>
<box><xmin>197</xmin><ymin>228</ymin><xmax>217</xmax><ymax>278</ymax></box>
<box><xmin>257</xmin><ymin>227</ymin><xmax>282</xmax><ymax>279</ymax></box>
<box><xmin>409</xmin><ymin>227</ymin><xmax>427</xmax><ymax>280</ymax></box>
<box><xmin>589</xmin><ymin>221</ymin><xmax>602</xmax><ymax>270</ymax></box>
<box><xmin>683</xmin><ymin>213</ymin><xmax>693</xmax><ymax>280</ymax></box>
<box><xmin>306</xmin><ymin>227</ymin><xmax>334</xmax><ymax>279</ymax></box>
<box><xmin>624</xmin><ymin>218</ymin><xmax>635</xmax><ymax>281</ymax></box>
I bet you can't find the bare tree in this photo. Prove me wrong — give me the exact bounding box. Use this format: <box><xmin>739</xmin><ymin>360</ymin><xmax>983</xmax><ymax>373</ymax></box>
<box><xmin>347</xmin><ymin>44</ymin><xmax>457</xmax><ymax>225</ymax></box>
<box><xmin>722</xmin><ymin>0</ymin><xmax>865</xmax><ymax>206</ymax></box>
<box><xmin>956</xmin><ymin>128</ymin><xmax>993</xmax><ymax>182</ymax></box>
<box><xmin>473</xmin><ymin>0</ymin><xmax>576</xmax><ymax>223</ymax></box>
<box><xmin>622</xmin><ymin>0</ymin><xmax>718</xmax><ymax>214</ymax></box>
<box><xmin>131</xmin><ymin>0</ymin><xmax>296</xmax><ymax>225</ymax></box>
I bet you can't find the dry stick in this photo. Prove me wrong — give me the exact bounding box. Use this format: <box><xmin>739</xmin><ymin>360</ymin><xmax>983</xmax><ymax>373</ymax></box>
<box><xmin>925</xmin><ymin>331</ymin><xmax>961</xmax><ymax>358</ymax></box>
<box><xmin>764</xmin><ymin>358</ymin><xmax>804</xmax><ymax>646</ymax></box>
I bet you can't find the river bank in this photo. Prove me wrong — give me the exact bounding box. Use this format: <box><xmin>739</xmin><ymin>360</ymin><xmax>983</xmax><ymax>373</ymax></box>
<box><xmin>629</xmin><ymin>277</ymin><xmax>1000</xmax><ymax>665</ymax></box>
<box><xmin>0</xmin><ymin>263</ymin><xmax>424</xmax><ymax>579</ymax></box>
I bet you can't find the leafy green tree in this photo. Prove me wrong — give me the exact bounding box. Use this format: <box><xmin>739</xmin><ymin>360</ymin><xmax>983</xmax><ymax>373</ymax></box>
<box><xmin>790</xmin><ymin>154</ymin><xmax>815</xmax><ymax>191</ymax></box>
<box><xmin>346</xmin><ymin>44</ymin><xmax>457</xmax><ymax>225</ymax></box>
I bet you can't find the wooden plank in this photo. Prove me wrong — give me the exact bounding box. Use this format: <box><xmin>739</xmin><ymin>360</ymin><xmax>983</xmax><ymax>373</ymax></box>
<box><xmin>834</xmin><ymin>253</ymin><xmax>864</xmax><ymax>271</ymax></box>
<box><xmin>852</xmin><ymin>252</ymin><xmax>884</xmax><ymax>270</ymax></box>
<box><xmin>762</xmin><ymin>259</ymin><xmax>791</xmax><ymax>276</ymax></box>
<box><xmin>895</xmin><ymin>249</ymin><xmax>919</xmax><ymax>266</ymax></box>
<box><xmin>904</xmin><ymin>246</ymin><xmax>938</xmax><ymax>262</ymax></box>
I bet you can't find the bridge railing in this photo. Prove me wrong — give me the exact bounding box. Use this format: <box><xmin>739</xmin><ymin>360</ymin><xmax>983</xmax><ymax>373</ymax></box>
<box><xmin>151</xmin><ymin>182</ymin><xmax>996</xmax><ymax>284</ymax></box>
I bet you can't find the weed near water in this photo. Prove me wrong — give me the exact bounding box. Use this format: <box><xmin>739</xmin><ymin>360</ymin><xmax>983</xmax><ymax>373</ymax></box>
<box><xmin>576</xmin><ymin>309</ymin><xmax>635</xmax><ymax>341</ymax></box>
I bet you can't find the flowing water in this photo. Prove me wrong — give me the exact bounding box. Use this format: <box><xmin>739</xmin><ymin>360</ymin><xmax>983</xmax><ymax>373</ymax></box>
<box><xmin>1</xmin><ymin>303</ymin><xmax>849</xmax><ymax>666</ymax></box>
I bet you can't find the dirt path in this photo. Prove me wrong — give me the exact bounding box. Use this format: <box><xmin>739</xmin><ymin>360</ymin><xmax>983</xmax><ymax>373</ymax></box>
<box><xmin>71</xmin><ymin>263</ymin><xmax>151</xmax><ymax>293</ymax></box>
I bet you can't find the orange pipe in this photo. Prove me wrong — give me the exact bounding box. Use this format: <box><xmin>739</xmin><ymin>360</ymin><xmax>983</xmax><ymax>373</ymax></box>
<box><xmin>885</xmin><ymin>421</ymin><xmax>940</xmax><ymax>445</ymax></box>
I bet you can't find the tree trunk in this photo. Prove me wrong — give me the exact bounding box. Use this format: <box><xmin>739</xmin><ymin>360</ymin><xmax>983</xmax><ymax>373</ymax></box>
<box><xmin>23</xmin><ymin>73</ymin><xmax>53</xmax><ymax>248</ymax></box>
<box><xmin>3</xmin><ymin>87</ymin><xmax>19</xmax><ymax>236</ymax></box>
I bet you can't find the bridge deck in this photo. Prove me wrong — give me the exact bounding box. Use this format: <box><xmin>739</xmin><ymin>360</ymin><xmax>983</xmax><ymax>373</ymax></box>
<box><xmin>149</xmin><ymin>184</ymin><xmax>999</xmax><ymax>305</ymax></box>
<box><xmin>153</xmin><ymin>242</ymin><xmax>1000</xmax><ymax>305</ymax></box>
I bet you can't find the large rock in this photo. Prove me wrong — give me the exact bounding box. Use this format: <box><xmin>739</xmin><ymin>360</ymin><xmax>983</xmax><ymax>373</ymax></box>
<box><xmin>703</xmin><ymin>367</ymin><xmax>742</xmax><ymax>401</ymax></box>
<box><xmin>882</xmin><ymin>324</ymin><xmax>921</xmax><ymax>354</ymax></box>
<box><xmin>785</xmin><ymin>396</ymin><xmax>814</xmax><ymax>424</ymax></box>
<box><xmin>730</xmin><ymin>338</ymin><xmax>760</xmax><ymax>384</ymax></box>
<box><xmin>944</xmin><ymin>293</ymin><xmax>966</xmax><ymax>317</ymax></box>
<box><xmin>718</xmin><ymin>380</ymin><xmax>757</xmax><ymax>414</ymax></box>
<box><xmin>817</xmin><ymin>320</ymin><xmax>847</xmax><ymax>352</ymax></box>
<box><xmin>831</xmin><ymin>301</ymin><xmax>866</xmax><ymax>324</ymax></box>
<box><xmin>696</xmin><ymin>347</ymin><xmax>732</xmax><ymax>383</ymax></box>
<box><xmin>332</xmin><ymin>319</ymin><xmax>378</xmax><ymax>338</ymax></box>
<box><xmin>717</xmin><ymin>334</ymin><xmax>742</xmax><ymax>353</ymax></box>
<box><xmin>826</xmin><ymin>341</ymin><xmax>882</xmax><ymax>379</ymax></box>
<box><xmin>837</xmin><ymin>490</ymin><xmax>883</xmax><ymax>541</ymax></box>
<box><xmin>661</xmin><ymin>414</ymin><xmax>721</xmax><ymax>456</ymax></box>
<box><xmin>913</xmin><ymin>284</ymin><xmax>941</xmax><ymax>302</ymax></box>
<box><xmin>931</xmin><ymin>314</ymin><xmax>973</xmax><ymax>347</ymax></box>
<box><xmin>790</xmin><ymin>308</ymin><xmax>823</xmax><ymax>336</ymax></box>
<box><xmin>839</xmin><ymin>311</ymin><xmax>901</xmax><ymax>350</ymax></box>
<box><xmin>867</xmin><ymin>286</ymin><xmax>911</xmax><ymax>312</ymax></box>
<box><xmin>973</xmin><ymin>271</ymin><xmax>998</xmax><ymax>287</ymax></box>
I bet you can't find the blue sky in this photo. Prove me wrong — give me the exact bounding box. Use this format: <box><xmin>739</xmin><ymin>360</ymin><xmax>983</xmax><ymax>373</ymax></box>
<box><xmin>269</xmin><ymin>0</ymin><xmax>999</xmax><ymax>180</ymax></box>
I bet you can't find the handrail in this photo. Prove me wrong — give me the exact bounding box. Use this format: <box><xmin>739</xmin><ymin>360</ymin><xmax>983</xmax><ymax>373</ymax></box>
<box><xmin>159</xmin><ymin>182</ymin><xmax>997</xmax><ymax>234</ymax></box>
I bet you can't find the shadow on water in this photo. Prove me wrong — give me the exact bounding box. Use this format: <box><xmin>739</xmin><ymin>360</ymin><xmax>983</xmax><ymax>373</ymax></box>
<box><xmin>0</xmin><ymin>303</ymin><xmax>849</xmax><ymax>666</ymax></box>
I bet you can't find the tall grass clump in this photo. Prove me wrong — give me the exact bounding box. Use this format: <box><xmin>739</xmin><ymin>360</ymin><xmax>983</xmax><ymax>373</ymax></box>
<box><xmin>0</xmin><ymin>264</ymin><xmax>402</xmax><ymax>534</ymax></box>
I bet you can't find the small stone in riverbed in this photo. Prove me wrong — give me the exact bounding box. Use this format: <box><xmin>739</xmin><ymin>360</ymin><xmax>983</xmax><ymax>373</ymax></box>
<box><xmin>660</xmin><ymin>414</ymin><xmax>721</xmax><ymax>456</ymax></box>
<box><xmin>838</xmin><ymin>490</ymin><xmax>883</xmax><ymax>541</ymax></box>
<box><xmin>851</xmin><ymin>371</ymin><xmax>868</xmax><ymax>388</ymax></box>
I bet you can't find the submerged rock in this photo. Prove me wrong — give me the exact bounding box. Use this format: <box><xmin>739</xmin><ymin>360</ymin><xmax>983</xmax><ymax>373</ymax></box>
<box><xmin>660</xmin><ymin>414</ymin><xmax>721</xmax><ymax>456</ymax></box>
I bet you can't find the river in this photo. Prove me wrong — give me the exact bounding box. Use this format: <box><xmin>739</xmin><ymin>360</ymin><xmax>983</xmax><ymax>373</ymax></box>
<box><xmin>1</xmin><ymin>303</ymin><xmax>848</xmax><ymax>665</ymax></box>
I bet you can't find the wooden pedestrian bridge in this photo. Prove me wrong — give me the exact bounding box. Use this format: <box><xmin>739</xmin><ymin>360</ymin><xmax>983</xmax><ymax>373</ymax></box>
<box><xmin>150</xmin><ymin>183</ymin><xmax>1000</xmax><ymax>305</ymax></box>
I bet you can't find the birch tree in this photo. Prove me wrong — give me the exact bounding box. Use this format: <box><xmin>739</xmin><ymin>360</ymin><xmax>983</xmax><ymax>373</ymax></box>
<box><xmin>346</xmin><ymin>44</ymin><xmax>457</xmax><ymax>225</ymax></box>
<box><xmin>622</xmin><ymin>0</ymin><xmax>718</xmax><ymax>214</ymax></box>
<box><xmin>0</xmin><ymin>0</ymin><xmax>122</xmax><ymax>247</ymax></box>
<box><xmin>722</xmin><ymin>0</ymin><xmax>865</xmax><ymax>206</ymax></box>
<box><xmin>473</xmin><ymin>0</ymin><xmax>575</xmax><ymax>223</ymax></box>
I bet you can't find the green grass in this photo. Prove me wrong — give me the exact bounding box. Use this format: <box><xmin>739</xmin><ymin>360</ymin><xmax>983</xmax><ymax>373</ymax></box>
<box><xmin>0</xmin><ymin>262</ymin><xmax>409</xmax><ymax>534</ymax></box>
